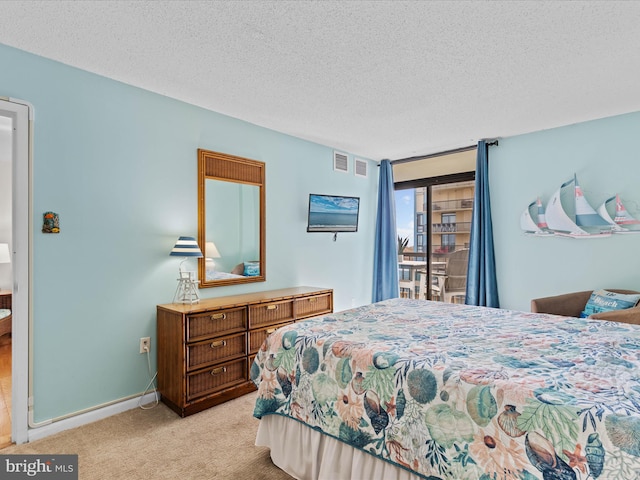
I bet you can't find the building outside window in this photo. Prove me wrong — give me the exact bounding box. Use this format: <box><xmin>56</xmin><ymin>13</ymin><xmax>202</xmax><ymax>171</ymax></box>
<box><xmin>441</xmin><ymin>234</ymin><xmax>456</xmax><ymax>252</ymax></box>
<box><xmin>399</xmin><ymin>266</ymin><xmax>411</xmax><ymax>281</ymax></box>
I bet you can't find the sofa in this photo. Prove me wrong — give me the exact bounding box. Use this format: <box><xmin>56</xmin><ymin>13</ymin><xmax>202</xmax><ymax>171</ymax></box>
<box><xmin>531</xmin><ymin>289</ymin><xmax>640</xmax><ymax>325</ymax></box>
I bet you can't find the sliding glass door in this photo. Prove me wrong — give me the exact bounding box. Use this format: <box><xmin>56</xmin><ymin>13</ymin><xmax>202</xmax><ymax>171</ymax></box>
<box><xmin>395</xmin><ymin>173</ymin><xmax>475</xmax><ymax>302</ymax></box>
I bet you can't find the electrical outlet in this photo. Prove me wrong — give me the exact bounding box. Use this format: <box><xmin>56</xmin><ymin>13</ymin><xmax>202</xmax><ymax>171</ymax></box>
<box><xmin>139</xmin><ymin>337</ymin><xmax>151</xmax><ymax>354</ymax></box>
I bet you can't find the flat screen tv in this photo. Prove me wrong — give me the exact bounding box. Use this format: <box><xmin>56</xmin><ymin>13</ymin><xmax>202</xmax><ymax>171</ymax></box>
<box><xmin>307</xmin><ymin>194</ymin><xmax>360</xmax><ymax>233</ymax></box>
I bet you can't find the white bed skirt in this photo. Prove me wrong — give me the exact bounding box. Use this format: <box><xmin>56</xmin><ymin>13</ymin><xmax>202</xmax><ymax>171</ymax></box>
<box><xmin>255</xmin><ymin>415</ymin><xmax>423</xmax><ymax>480</ymax></box>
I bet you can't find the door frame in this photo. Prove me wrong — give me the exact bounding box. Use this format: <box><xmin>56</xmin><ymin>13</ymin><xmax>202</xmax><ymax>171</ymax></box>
<box><xmin>0</xmin><ymin>97</ymin><xmax>31</xmax><ymax>444</ymax></box>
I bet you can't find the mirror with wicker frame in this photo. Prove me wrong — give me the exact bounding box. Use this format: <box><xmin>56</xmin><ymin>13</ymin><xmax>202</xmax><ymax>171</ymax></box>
<box><xmin>197</xmin><ymin>149</ymin><xmax>265</xmax><ymax>287</ymax></box>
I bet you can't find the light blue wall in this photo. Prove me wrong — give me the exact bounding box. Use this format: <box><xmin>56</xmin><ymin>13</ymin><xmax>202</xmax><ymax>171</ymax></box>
<box><xmin>0</xmin><ymin>43</ymin><xmax>378</xmax><ymax>422</ymax></box>
<box><xmin>491</xmin><ymin>111</ymin><xmax>640</xmax><ymax>312</ymax></box>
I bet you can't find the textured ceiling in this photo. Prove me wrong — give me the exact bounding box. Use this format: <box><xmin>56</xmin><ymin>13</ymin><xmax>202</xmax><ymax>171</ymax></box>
<box><xmin>1</xmin><ymin>1</ymin><xmax>640</xmax><ymax>160</ymax></box>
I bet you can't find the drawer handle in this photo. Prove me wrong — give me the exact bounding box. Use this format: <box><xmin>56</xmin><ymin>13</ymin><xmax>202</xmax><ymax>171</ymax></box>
<box><xmin>211</xmin><ymin>366</ymin><xmax>227</xmax><ymax>375</ymax></box>
<box><xmin>266</xmin><ymin>328</ymin><xmax>277</xmax><ymax>334</ymax></box>
<box><xmin>210</xmin><ymin>313</ymin><xmax>227</xmax><ymax>320</ymax></box>
<box><xmin>210</xmin><ymin>340</ymin><xmax>227</xmax><ymax>348</ymax></box>
<box><xmin>266</xmin><ymin>305</ymin><xmax>278</xmax><ymax>311</ymax></box>
<box><xmin>308</xmin><ymin>298</ymin><xmax>317</xmax><ymax>302</ymax></box>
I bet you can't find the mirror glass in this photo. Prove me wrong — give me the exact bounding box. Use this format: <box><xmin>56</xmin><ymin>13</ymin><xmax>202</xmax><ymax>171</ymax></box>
<box><xmin>198</xmin><ymin>149</ymin><xmax>265</xmax><ymax>287</ymax></box>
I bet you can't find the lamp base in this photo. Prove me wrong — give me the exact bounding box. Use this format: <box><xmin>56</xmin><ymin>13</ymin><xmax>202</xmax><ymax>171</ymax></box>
<box><xmin>173</xmin><ymin>271</ymin><xmax>200</xmax><ymax>304</ymax></box>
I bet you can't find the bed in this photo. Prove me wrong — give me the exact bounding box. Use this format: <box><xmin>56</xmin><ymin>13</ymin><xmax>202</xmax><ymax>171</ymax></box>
<box><xmin>205</xmin><ymin>270</ymin><xmax>245</xmax><ymax>281</ymax></box>
<box><xmin>251</xmin><ymin>298</ymin><xmax>640</xmax><ymax>480</ymax></box>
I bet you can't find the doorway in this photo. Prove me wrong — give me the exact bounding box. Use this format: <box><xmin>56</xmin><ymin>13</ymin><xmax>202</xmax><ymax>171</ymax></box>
<box><xmin>0</xmin><ymin>97</ymin><xmax>30</xmax><ymax>446</ymax></box>
<box><xmin>0</xmin><ymin>114</ymin><xmax>11</xmax><ymax>446</ymax></box>
<box><xmin>396</xmin><ymin>173</ymin><xmax>475</xmax><ymax>301</ymax></box>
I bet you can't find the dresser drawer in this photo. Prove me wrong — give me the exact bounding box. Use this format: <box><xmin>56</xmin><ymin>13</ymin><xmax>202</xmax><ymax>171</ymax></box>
<box><xmin>187</xmin><ymin>357</ymin><xmax>248</xmax><ymax>401</ymax></box>
<box><xmin>186</xmin><ymin>307</ymin><xmax>246</xmax><ymax>342</ymax></box>
<box><xmin>248</xmin><ymin>323</ymin><xmax>292</xmax><ymax>354</ymax></box>
<box><xmin>295</xmin><ymin>293</ymin><xmax>332</xmax><ymax>319</ymax></box>
<box><xmin>187</xmin><ymin>332</ymin><xmax>247</xmax><ymax>371</ymax></box>
<box><xmin>248</xmin><ymin>300</ymin><xmax>294</xmax><ymax>329</ymax></box>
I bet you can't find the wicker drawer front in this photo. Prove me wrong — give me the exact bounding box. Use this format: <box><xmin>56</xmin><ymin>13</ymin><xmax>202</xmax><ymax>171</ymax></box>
<box><xmin>248</xmin><ymin>300</ymin><xmax>294</xmax><ymax>328</ymax></box>
<box><xmin>187</xmin><ymin>307</ymin><xmax>246</xmax><ymax>342</ymax></box>
<box><xmin>0</xmin><ymin>293</ymin><xmax>10</xmax><ymax>310</ymax></box>
<box><xmin>295</xmin><ymin>293</ymin><xmax>332</xmax><ymax>319</ymax></box>
<box><xmin>187</xmin><ymin>333</ymin><xmax>247</xmax><ymax>371</ymax></box>
<box><xmin>187</xmin><ymin>358</ymin><xmax>247</xmax><ymax>401</ymax></box>
<box><xmin>248</xmin><ymin>323</ymin><xmax>291</xmax><ymax>354</ymax></box>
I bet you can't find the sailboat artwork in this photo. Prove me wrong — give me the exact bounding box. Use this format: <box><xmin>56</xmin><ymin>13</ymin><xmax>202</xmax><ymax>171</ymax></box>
<box><xmin>519</xmin><ymin>198</ymin><xmax>553</xmax><ymax>235</ymax></box>
<box><xmin>597</xmin><ymin>194</ymin><xmax>640</xmax><ymax>233</ymax></box>
<box><xmin>520</xmin><ymin>174</ymin><xmax>640</xmax><ymax>238</ymax></box>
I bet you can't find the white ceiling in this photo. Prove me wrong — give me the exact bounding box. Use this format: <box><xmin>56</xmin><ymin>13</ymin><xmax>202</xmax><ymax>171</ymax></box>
<box><xmin>1</xmin><ymin>1</ymin><xmax>640</xmax><ymax>161</ymax></box>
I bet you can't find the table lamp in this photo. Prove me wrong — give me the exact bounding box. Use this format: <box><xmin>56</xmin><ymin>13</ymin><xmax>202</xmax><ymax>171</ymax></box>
<box><xmin>169</xmin><ymin>236</ymin><xmax>203</xmax><ymax>304</ymax></box>
<box><xmin>205</xmin><ymin>241</ymin><xmax>221</xmax><ymax>272</ymax></box>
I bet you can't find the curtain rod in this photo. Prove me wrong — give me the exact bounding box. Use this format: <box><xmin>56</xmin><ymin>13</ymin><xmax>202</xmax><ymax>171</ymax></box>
<box><xmin>387</xmin><ymin>139</ymin><xmax>499</xmax><ymax>166</ymax></box>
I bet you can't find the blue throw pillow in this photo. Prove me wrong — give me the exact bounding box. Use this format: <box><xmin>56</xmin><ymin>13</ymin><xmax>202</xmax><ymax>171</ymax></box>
<box><xmin>243</xmin><ymin>261</ymin><xmax>260</xmax><ymax>277</ymax></box>
<box><xmin>580</xmin><ymin>289</ymin><xmax>640</xmax><ymax>318</ymax></box>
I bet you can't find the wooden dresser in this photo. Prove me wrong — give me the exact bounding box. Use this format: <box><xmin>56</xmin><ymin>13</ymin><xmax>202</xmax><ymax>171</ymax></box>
<box><xmin>0</xmin><ymin>290</ymin><xmax>11</xmax><ymax>338</ymax></box>
<box><xmin>157</xmin><ymin>286</ymin><xmax>333</xmax><ymax>417</ymax></box>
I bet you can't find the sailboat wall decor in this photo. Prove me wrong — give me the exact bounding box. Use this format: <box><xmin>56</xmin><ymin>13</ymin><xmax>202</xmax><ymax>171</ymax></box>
<box><xmin>521</xmin><ymin>174</ymin><xmax>640</xmax><ymax>238</ymax></box>
<box><xmin>519</xmin><ymin>198</ymin><xmax>553</xmax><ymax>235</ymax></box>
<box><xmin>597</xmin><ymin>194</ymin><xmax>640</xmax><ymax>234</ymax></box>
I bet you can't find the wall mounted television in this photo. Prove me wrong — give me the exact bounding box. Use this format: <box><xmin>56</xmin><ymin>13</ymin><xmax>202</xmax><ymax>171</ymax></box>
<box><xmin>307</xmin><ymin>194</ymin><xmax>360</xmax><ymax>233</ymax></box>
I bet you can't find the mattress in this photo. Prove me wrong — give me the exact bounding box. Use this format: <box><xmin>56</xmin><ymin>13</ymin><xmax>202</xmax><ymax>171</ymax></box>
<box><xmin>251</xmin><ymin>298</ymin><xmax>640</xmax><ymax>479</ymax></box>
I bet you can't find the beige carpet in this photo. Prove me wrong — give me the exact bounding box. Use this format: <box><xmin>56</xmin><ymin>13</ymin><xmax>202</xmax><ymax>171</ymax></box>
<box><xmin>2</xmin><ymin>392</ymin><xmax>293</xmax><ymax>479</ymax></box>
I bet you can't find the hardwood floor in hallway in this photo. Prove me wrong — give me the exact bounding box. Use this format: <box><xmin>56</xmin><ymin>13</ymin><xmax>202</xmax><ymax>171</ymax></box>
<box><xmin>0</xmin><ymin>334</ymin><xmax>11</xmax><ymax>448</ymax></box>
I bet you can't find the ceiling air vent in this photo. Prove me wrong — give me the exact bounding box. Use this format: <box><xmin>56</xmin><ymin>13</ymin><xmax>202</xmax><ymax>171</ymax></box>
<box><xmin>354</xmin><ymin>158</ymin><xmax>368</xmax><ymax>178</ymax></box>
<box><xmin>333</xmin><ymin>151</ymin><xmax>349</xmax><ymax>173</ymax></box>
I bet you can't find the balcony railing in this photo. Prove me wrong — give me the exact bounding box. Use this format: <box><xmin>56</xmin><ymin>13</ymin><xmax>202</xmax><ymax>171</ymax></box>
<box><xmin>401</xmin><ymin>251</ymin><xmax>427</xmax><ymax>261</ymax></box>
<box><xmin>402</xmin><ymin>242</ymin><xmax>469</xmax><ymax>256</ymax></box>
<box><xmin>432</xmin><ymin>245</ymin><xmax>456</xmax><ymax>254</ymax></box>
<box><xmin>432</xmin><ymin>198</ymin><xmax>474</xmax><ymax>211</ymax></box>
<box><xmin>432</xmin><ymin>222</ymin><xmax>472</xmax><ymax>233</ymax></box>
<box><xmin>431</xmin><ymin>244</ymin><xmax>468</xmax><ymax>255</ymax></box>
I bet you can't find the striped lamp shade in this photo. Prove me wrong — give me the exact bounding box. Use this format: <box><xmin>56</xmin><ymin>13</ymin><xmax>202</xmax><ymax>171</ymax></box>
<box><xmin>170</xmin><ymin>236</ymin><xmax>203</xmax><ymax>257</ymax></box>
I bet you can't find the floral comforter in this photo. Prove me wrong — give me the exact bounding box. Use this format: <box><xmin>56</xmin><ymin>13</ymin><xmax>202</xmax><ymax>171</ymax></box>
<box><xmin>251</xmin><ymin>298</ymin><xmax>640</xmax><ymax>480</ymax></box>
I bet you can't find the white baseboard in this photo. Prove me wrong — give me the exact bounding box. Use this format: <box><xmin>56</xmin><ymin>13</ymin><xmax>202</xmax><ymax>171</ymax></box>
<box><xmin>27</xmin><ymin>392</ymin><xmax>159</xmax><ymax>443</ymax></box>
